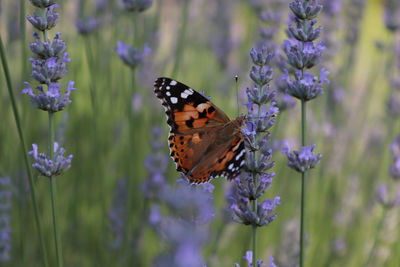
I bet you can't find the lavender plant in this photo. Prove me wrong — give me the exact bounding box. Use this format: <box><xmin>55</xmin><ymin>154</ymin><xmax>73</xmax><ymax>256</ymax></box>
<box><xmin>228</xmin><ymin>46</ymin><xmax>280</xmax><ymax>265</ymax></box>
<box><xmin>150</xmin><ymin>179</ymin><xmax>214</xmax><ymax>267</ymax></box>
<box><xmin>280</xmin><ymin>1</ymin><xmax>328</xmax><ymax>266</ymax></box>
<box><xmin>24</xmin><ymin>2</ymin><xmax>76</xmax><ymax>266</ymax></box>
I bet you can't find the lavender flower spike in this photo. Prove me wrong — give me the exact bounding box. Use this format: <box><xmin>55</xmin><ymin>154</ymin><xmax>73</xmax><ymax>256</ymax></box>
<box><xmin>283</xmin><ymin>144</ymin><xmax>322</xmax><ymax>173</ymax></box>
<box><xmin>29</xmin><ymin>142</ymin><xmax>73</xmax><ymax>178</ymax></box>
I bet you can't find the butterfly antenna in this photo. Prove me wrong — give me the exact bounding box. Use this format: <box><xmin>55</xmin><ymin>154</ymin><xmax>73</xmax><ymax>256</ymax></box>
<box><xmin>235</xmin><ymin>75</ymin><xmax>239</xmax><ymax>116</ymax></box>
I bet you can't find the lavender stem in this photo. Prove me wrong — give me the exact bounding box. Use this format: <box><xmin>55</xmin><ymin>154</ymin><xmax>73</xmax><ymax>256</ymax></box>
<box><xmin>300</xmin><ymin>98</ymin><xmax>306</xmax><ymax>267</ymax></box>
<box><xmin>49</xmin><ymin>111</ymin><xmax>63</xmax><ymax>267</ymax></box>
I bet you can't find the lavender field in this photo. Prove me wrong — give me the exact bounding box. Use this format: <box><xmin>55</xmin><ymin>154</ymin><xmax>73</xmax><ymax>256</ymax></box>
<box><xmin>1</xmin><ymin>0</ymin><xmax>400</xmax><ymax>266</ymax></box>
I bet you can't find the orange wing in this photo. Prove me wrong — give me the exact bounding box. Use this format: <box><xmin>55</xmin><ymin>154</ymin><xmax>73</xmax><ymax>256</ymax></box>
<box><xmin>154</xmin><ymin>77</ymin><xmax>245</xmax><ymax>183</ymax></box>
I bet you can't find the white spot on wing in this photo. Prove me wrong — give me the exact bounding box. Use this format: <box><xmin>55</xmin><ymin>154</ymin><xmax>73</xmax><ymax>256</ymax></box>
<box><xmin>170</xmin><ymin>80</ymin><xmax>177</xmax><ymax>85</ymax></box>
<box><xmin>235</xmin><ymin>149</ymin><xmax>245</xmax><ymax>161</ymax></box>
<box><xmin>166</xmin><ymin>86</ymin><xmax>170</xmax><ymax>90</ymax></box>
<box><xmin>184</xmin><ymin>89</ymin><xmax>193</xmax><ymax>95</ymax></box>
<box><xmin>166</xmin><ymin>91</ymin><xmax>171</xmax><ymax>96</ymax></box>
<box><xmin>170</xmin><ymin>97</ymin><xmax>178</xmax><ymax>104</ymax></box>
<box><xmin>228</xmin><ymin>163</ymin><xmax>234</xmax><ymax>170</ymax></box>
<box><xmin>181</xmin><ymin>92</ymin><xmax>188</xmax><ymax>99</ymax></box>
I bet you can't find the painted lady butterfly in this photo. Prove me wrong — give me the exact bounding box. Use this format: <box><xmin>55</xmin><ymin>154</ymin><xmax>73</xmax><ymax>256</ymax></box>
<box><xmin>154</xmin><ymin>77</ymin><xmax>246</xmax><ymax>184</ymax></box>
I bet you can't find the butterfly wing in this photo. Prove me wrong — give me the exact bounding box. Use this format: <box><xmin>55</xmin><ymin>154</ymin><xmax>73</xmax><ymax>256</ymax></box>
<box><xmin>154</xmin><ymin>77</ymin><xmax>230</xmax><ymax>133</ymax></box>
<box><xmin>154</xmin><ymin>77</ymin><xmax>245</xmax><ymax>183</ymax></box>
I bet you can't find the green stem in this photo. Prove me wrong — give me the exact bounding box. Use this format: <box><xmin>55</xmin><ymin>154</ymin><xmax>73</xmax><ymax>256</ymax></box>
<box><xmin>124</xmin><ymin>69</ymin><xmax>137</xmax><ymax>265</ymax></box>
<box><xmin>363</xmin><ymin>208</ymin><xmax>387</xmax><ymax>267</ymax></box>
<box><xmin>133</xmin><ymin>5</ymin><xmax>139</xmax><ymax>45</ymax></box>
<box><xmin>41</xmin><ymin>8</ymin><xmax>48</xmax><ymax>41</ymax></box>
<box><xmin>49</xmin><ymin>112</ymin><xmax>63</xmax><ymax>267</ymax></box>
<box><xmin>300</xmin><ymin>99</ymin><xmax>306</xmax><ymax>267</ymax></box>
<box><xmin>252</xmin><ymin>198</ymin><xmax>257</xmax><ymax>266</ymax></box>
<box><xmin>0</xmin><ymin>35</ymin><xmax>49</xmax><ymax>267</ymax></box>
<box><xmin>171</xmin><ymin>0</ymin><xmax>190</xmax><ymax>77</ymax></box>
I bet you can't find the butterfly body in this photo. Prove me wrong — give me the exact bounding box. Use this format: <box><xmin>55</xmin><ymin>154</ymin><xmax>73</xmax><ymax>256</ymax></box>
<box><xmin>154</xmin><ymin>77</ymin><xmax>246</xmax><ymax>184</ymax></box>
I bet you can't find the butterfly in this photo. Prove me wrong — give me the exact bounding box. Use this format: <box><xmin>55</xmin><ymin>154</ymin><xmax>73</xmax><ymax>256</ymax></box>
<box><xmin>154</xmin><ymin>77</ymin><xmax>246</xmax><ymax>184</ymax></box>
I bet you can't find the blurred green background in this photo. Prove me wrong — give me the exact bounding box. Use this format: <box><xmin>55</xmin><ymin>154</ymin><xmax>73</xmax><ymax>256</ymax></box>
<box><xmin>1</xmin><ymin>0</ymin><xmax>400</xmax><ymax>266</ymax></box>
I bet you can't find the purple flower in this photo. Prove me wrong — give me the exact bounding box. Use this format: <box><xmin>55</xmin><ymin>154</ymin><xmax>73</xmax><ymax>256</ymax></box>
<box><xmin>28</xmin><ymin>142</ymin><xmax>73</xmax><ymax>177</ymax></box>
<box><xmin>30</xmin><ymin>52</ymin><xmax>70</xmax><ymax>85</ymax></box>
<box><xmin>27</xmin><ymin>4</ymin><xmax>59</xmax><ymax>31</ymax></box>
<box><xmin>122</xmin><ymin>0</ymin><xmax>153</xmax><ymax>12</ymax></box>
<box><xmin>76</xmin><ymin>17</ymin><xmax>101</xmax><ymax>35</ymax></box>
<box><xmin>29</xmin><ymin>32</ymin><xmax>66</xmax><ymax>59</ymax></box>
<box><xmin>23</xmin><ymin>80</ymin><xmax>76</xmax><ymax>112</ymax></box>
<box><xmin>115</xmin><ymin>41</ymin><xmax>151</xmax><ymax>69</ymax></box>
<box><xmin>289</xmin><ymin>0</ymin><xmax>322</xmax><ymax>20</ymax></box>
<box><xmin>281</xmin><ymin>68</ymin><xmax>328</xmax><ymax>101</ymax></box>
<box><xmin>283</xmin><ymin>144</ymin><xmax>322</xmax><ymax>173</ymax></box>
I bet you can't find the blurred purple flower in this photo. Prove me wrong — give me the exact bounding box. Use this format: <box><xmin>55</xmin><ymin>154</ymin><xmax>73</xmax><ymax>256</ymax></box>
<box><xmin>344</xmin><ymin>0</ymin><xmax>366</xmax><ymax>44</ymax></box>
<box><xmin>115</xmin><ymin>41</ymin><xmax>151</xmax><ymax>69</ymax></box>
<box><xmin>151</xmin><ymin>180</ymin><xmax>215</xmax><ymax>267</ymax></box>
<box><xmin>29</xmin><ymin>142</ymin><xmax>73</xmax><ymax>177</ymax></box>
<box><xmin>141</xmin><ymin>127</ymin><xmax>169</xmax><ymax>200</ymax></box>
<box><xmin>389</xmin><ymin>136</ymin><xmax>400</xmax><ymax>180</ymax></box>
<box><xmin>209</xmin><ymin>0</ymin><xmax>235</xmax><ymax>69</ymax></box>
<box><xmin>27</xmin><ymin>4</ymin><xmax>59</xmax><ymax>31</ymax></box>
<box><xmin>0</xmin><ymin>177</ymin><xmax>11</xmax><ymax>263</ymax></box>
<box><xmin>283</xmin><ymin>144</ymin><xmax>322</xmax><ymax>173</ymax></box>
<box><xmin>76</xmin><ymin>17</ymin><xmax>101</xmax><ymax>35</ymax></box>
<box><xmin>384</xmin><ymin>0</ymin><xmax>400</xmax><ymax>32</ymax></box>
<box><xmin>376</xmin><ymin>184</ymin><xmax>400</xmax><ymax>208</ymax></box>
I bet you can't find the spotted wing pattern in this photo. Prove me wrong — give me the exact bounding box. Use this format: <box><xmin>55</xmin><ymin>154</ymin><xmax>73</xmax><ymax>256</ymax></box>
<box><xmin>154</xmin><ymin>77</ymin><xmax>246</xmax><ymax>183</ymax></box>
